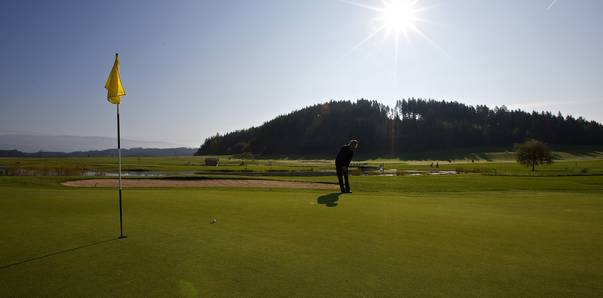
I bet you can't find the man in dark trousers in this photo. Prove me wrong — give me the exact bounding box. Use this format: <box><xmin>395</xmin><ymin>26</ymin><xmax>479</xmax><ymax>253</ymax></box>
<box><xmin>335</xmin><ymin>139</ymin><xmax>359</xmax><ymax>193</ymax></box>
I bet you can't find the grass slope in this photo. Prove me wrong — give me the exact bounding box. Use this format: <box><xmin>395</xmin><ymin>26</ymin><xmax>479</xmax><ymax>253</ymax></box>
<box><xmin>1</xmin><ymin>175</ymin><xmax>602</xmax><ymax>296</ymax></box>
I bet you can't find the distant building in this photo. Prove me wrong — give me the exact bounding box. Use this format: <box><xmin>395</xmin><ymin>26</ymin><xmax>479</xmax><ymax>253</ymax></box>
<box><xmin>204</xmin><ymin>158</ymin><xmax>219</xmax><ymax>166</ymax></box>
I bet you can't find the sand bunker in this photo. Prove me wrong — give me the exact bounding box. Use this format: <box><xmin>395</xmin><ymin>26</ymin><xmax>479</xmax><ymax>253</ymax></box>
<box><xmin>62</xmin><ymin>179</ymin><xmax>338</xmax><ymax>190</ymax></box>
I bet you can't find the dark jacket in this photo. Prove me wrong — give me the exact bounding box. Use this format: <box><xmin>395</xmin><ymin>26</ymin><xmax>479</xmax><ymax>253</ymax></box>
<box><xmin>335</xmin><ymin>145</ymin><xmax>354</xmax><ymax>167</ymax></box>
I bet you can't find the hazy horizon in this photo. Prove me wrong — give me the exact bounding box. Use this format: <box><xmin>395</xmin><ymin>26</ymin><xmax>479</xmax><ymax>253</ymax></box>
<box><xmin>1</xmin><ymin>0</ymin><xmax>602</xmax><ymax>147</ymax></box>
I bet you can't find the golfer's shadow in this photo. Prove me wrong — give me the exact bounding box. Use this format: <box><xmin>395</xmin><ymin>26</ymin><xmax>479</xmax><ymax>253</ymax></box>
<box><xmin>317</xmin><ymin>192</ymin><xmax>341</xmax><ymax>207</ymax></box>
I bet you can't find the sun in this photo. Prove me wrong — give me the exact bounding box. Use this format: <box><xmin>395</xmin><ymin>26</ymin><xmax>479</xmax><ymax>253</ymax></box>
<box><xmin>378</xmin><ymin>0</ymin><xmax>419</xmax><ymax>37</ymax></box>
<box><xmin>342</xmin><ymin>0</ymin><xmax>430</xmax><ymax>44</ymax></box>
<box><xmin>341</xmin><ymin>0</ymin><xmax>440</xmax><ymax>73</ymax></box>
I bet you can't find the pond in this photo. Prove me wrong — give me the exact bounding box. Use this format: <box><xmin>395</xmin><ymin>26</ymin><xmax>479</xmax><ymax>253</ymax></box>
<box><xmin>369</xmin><ymin>170</ymin><xmax>459</xmax><ymax>176</ymax></box>
<box><xmin>0</xmin><ymin>167</ymin><xmax>198</xmax><ymax>177</ymax></box>
<box><xmin>0</xmin><ymin>167</ymin><xmax>459</xmax><ymax>177</ymax></box>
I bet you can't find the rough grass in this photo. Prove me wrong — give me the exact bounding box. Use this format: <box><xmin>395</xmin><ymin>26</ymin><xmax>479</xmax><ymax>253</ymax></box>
<box><xmin>1</xmin><ymin>174</ymin><xmax>602</xmax><ymax>297</ymax></box>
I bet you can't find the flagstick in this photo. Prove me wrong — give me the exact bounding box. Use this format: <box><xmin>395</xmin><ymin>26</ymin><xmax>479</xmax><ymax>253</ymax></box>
<box><xmin>117</xmin><ymin>103</ymin><xmax>126</xmax><ymax>239</ymax></box>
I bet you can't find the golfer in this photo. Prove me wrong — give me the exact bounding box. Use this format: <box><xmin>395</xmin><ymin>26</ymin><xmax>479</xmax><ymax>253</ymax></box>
<box><xmin>335</xmin><ymin>139</ymin><xmax>359</xmax><ymax>193</ymax></box>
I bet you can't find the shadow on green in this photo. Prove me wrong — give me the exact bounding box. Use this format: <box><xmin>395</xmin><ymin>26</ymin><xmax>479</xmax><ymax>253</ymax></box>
<box><xmin>317</xmin><ymin>192</ymin><xmax>341</xmax><ymax>207</ymax></box>
<box><xmin>0</xmin><ymin>238</ymin><xmax>120</xmax><ymax>270</ymax></box>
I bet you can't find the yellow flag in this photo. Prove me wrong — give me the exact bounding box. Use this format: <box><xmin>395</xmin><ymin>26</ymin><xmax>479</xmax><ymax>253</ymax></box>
<box><xmin>105</xmin><ymin>53</ymin><xmax>126</xmax><ymax>104</ymax></box>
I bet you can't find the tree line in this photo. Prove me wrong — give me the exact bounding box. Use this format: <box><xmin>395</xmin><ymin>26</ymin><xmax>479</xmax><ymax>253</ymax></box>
<box><xmin>196</xmin><ymin>99</ymin><xmax>603</xmax><ymax>157</ymax></box>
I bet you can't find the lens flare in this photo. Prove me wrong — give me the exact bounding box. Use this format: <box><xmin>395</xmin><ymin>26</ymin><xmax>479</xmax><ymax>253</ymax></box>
<box><xmin>340</xmin><ymin>0</ymin><xmax>442</xmax><ymax>74</ymax></box>
<box><xmin>379</xmin><ymin>0</ymin><xmax>419</xmax><ymax>37</ymax></box>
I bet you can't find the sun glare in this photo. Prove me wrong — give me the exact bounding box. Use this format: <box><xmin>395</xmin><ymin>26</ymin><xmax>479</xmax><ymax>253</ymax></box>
<box><xmin>379</xmin><ymin>0</ymin><xmax>419</xmax><ymax>37</ymax></box>
<box><xmin>341</xmin><ymin>0</ymin><xmax>441</xmax><ymax>74</ymax></box>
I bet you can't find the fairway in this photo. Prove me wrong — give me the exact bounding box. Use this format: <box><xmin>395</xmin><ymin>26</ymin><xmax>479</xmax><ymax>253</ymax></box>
<box><xmin>1</xmin><ymin>175</ymin><xmax>602</xmax><ymax>297</ymax></box>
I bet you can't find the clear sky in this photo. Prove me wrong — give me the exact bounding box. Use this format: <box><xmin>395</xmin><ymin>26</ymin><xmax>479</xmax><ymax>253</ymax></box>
<box><xmin>1</xmin><ymin>0</ymin><xmax>602</xmax><ymax>147</ymax></box>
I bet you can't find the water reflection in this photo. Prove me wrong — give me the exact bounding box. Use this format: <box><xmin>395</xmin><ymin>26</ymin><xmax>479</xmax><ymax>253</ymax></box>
<box><xmin>0</xmin><ymin>167</ymin><xmax>198</xmax><ymax>177</ymax></box>
<box><xmin>0</xmin><ymin>167</ymin><xmax>459</xmax><ymax>177</ymax></box>
<box><xmin>89</xmin><ymin>171</ymin><xmax>198</xmax><ymax>177</ymax></box>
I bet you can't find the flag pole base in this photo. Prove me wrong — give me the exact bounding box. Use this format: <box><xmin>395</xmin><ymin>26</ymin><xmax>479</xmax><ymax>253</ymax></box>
<box><xmin>118</xmin><ymin>235</ymin><xmax>128</xmax><ymax>239</ymax></box>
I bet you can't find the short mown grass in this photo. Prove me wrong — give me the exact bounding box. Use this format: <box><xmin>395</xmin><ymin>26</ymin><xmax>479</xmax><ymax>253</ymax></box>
<box><xmin>1</xmin><ymin>173</ymin><xmax>602</xmax><ymax>296</ymax></box>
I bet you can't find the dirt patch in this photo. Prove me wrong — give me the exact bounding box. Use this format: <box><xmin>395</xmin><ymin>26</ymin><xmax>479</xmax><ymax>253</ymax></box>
<box><xmin>62</xmin><ymin>179</ymin><xmax>338</xmax><ymax>190</ymax></box>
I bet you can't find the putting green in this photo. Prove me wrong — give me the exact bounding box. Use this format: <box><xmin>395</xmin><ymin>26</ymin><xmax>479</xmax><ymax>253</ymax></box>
<box><xmin>1</xmin><ymin>175</ymin><xmax>602</xmax><ymax>297</ymax></box>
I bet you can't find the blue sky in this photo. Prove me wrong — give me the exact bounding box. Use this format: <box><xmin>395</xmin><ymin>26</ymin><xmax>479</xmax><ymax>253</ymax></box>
<box><xmin>1</xmin><ymin>0</ymin><xmax>602</xmax><ymax>147</ymax></box>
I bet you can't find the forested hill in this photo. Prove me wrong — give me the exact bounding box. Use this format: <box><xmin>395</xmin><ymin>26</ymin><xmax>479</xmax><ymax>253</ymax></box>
<box><xmin>196</xmin><ymin>99</ymin><xmax>603</xmax><ymax>157</ymax></box>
